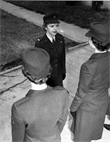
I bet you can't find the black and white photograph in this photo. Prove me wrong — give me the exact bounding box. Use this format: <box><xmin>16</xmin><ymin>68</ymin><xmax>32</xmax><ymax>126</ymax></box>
<box><xmin>0</xmin><ymin>0</ymin><xmax>110</xmax><ymax>142</ymax></box>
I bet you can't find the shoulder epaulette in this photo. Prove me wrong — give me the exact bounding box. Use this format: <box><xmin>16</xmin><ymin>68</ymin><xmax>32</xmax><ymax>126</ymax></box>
<box><xmin>37</xmin><ymin>36</ymin><xmax>44</xmax><ymax>42</ymax></box>
<box><xmin>14</xmin><ymin>96</ymin><xmax>29</xmax><ymax>107</ymax></box>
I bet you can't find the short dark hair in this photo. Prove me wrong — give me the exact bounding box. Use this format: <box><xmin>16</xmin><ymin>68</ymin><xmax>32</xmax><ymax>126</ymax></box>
<box><xmin>42</xmin><ymin>22</ymin><xmax>59</xmax><ymax>31</ymax></box>
<box><xmin>22</xmin><ymin>67</ymin><xmax>51</xmax><ymax>84</ymax></box>
<box><xmin>91</xmin><ymin>37</ymin><xmax>110</xmax><ymax>51</ymax></box>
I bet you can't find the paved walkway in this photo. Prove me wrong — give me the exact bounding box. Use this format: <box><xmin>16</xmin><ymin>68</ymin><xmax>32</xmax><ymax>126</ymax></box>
<box><xmin>0</xmin><ymin>0</ymin><xmax>110</xmax><ymax>142</ymax></box>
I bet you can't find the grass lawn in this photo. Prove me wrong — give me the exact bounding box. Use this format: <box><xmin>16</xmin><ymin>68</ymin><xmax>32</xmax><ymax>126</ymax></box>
<box><xmin>0</xmin><ymin>10</ymin><xmax>79</xmax><ymax>71</ymax></box>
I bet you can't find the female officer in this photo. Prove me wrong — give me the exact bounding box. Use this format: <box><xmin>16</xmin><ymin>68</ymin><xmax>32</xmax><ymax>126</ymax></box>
<box><xmin>70</xmin><ymin>22</ymin><xmax>110</xmax><ymax>142</ymax></box>
<box><xmin>35</xmin><ymin>13</ymin><xmax>66</xmax><ymax>87</ymax></box>
<box><xmin>11</xmin><ymin>48</ymin><xmax>69</xmax><ymax>142</ymax></box>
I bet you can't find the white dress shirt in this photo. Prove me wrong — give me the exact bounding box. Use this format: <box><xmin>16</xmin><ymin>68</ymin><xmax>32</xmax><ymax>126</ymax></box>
<box><xmin>46</xmin><ymin>32</ymin><xmax>55</xmax><ymax>43</ymax></box>
<box><xmin>31</xmin><ymin>82</ymin><xmax>47</xmax><ymax>90</ymax></box>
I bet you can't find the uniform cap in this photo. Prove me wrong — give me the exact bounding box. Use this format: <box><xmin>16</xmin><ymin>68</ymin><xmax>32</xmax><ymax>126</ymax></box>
<box><xmin>22</xmin><ymin>48</ymin><xmax>50</xmax><ymax>79</ymax></box>
<box><xmin>85</xmin><ymin>22</ymin><xmax>110</xmax><ymax>45</ymax></box>
<box><xmin>43</xmin><ymin>13</ymin><xmax>60</xmax><ymax>24</ymax></box>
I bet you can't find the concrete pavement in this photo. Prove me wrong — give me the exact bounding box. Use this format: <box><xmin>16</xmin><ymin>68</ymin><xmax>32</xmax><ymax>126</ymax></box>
<box><xmin>0</xmin><ymin>0</ymin><xmax>110</xmax><ymax>142</ymax></box>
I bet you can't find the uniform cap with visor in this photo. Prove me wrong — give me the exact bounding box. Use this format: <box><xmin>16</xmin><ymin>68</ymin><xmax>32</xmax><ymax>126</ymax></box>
<box><xmin>43</xmin><ymin>13</ymin><xmax>60</xmax><ymax>25</ymax></box>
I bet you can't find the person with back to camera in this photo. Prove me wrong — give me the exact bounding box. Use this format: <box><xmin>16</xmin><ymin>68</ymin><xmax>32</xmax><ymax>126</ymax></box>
<box><xmin>11</xmin><ymin>48</ymin><xmax>70</xmax><ymax>142</ymax></box>
<box><xmin>70</xmin><ymin>22</ymin><xmax>110</xmax><ymax>142</ymax></box>
<box><xmin>35</xmin><ymin>13</ymin><xmax>66</xmax><ymax>87</ymax></box>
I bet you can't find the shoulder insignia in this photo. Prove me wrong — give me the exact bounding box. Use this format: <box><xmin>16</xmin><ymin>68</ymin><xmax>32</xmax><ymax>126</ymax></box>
<box><xmin>37</xmin><ymin>38</ymin><xmax>40</xmax><ymax>41</ymax></box>
<box><xmin>14</xmin><ymin>96</ymin><xmax>29</xmax><ymax>107</ymax></box>
<box><xmin>37</xmin><ymin>36</ymin><xmax>43</xmax><ymax>42</ymax></box>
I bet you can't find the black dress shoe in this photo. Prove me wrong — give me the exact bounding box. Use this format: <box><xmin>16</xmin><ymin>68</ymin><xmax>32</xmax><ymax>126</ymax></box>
<box><xmin>104</xmin><ymin>124</ymin><xmax>110</xmax><ymax>131</ymax></box>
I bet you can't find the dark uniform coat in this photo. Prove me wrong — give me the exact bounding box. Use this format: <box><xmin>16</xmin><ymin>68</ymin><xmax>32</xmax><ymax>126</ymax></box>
<box><xmin>11</xmin><ymin>86</ymin><xmax>69</xmax><ymax>142</ymax></box>
<box><xmin>70</xmin><ymin>52</ymin><xmax>110</xmax><ymax>141</ymax></box>
<box><xmin>35</xmin><ymin>33</ymin><xmax>66</xmax><ymax>86</ymax></box>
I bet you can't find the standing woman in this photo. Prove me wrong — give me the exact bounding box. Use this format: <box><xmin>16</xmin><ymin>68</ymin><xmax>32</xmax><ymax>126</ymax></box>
<box><xmin>11</xmin><ymin>48</ymin><xmax>69</xmax><ymax>142</ymax></box>
<box><xmin>35</xmin><ymin>13</ymin><xmax>66</xmax><ymax>87</ymax></box>
<box><xmin>70</xmin><ymin>22</ymin><xmax>110</xmax><ymax>142</ymax></box>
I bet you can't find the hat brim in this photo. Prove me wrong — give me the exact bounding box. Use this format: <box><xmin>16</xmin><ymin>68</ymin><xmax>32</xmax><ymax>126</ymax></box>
<box><xmin>85</xmin><ymin>31</ymin><xmax>92</xmax><ymax>37</ymax></box>
<box><xmin>85</xmin><ymin>30</ymin><xmax>109</xmax><ymax>45</ymax></box>
<box><xmin>45</xmin><ymin>20</ymin><xmax>60</xmax><ymax>24</ymax></box>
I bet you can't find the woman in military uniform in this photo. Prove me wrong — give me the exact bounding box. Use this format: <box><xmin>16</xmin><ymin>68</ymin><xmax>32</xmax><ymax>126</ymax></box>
<box><xmin>11</xmin><ymin>48</ymin><xmax>69</xmax><ymax>142</ymax></box>
<box><xmin>35</xmin><ymin>13</ymin><xmax>66</xmax><ymax>87</ymax></box>
<box><xmin>70</xmin><ymin>22</ymin><xmax>110</xmax><ymax>142</ymax></box>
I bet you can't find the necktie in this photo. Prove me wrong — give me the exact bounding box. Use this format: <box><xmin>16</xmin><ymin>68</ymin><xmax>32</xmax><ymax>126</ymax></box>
<box><xmin>52</xmin><ymin>37</ymin><xmax>55</xmax><ymax>43</ymax></box>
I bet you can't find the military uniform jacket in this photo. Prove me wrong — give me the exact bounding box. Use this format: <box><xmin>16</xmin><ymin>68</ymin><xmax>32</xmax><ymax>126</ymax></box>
<box><xmin>11</xmin><ymin>86</ymin><xmax>69</xmax><ymax>142</ymax></box>
<box><xmin>70</xmin><ymin>51</ymin><xmax>110</xmax><ymax>140</ymax></box>
<box><xmin>35</xmin><ymin>33</ymin><xmax>66</xmax><ymax>77</ymax></box>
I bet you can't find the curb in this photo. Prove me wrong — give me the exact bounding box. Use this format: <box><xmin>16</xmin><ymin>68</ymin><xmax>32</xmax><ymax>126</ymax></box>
<box><xmin>0</xmin><ymin>41</ymin><xmax>89</xmax><ymax>75</ymax></box>
<box><xmin>66</xmin><ymin>41</ymin><xmax>89</xmax><ymax>52</ymax></box>
<box><xmin>0</xmin><ymin>65</ymin><xmax>22</xmax><ymax>75</ymax></box>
